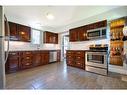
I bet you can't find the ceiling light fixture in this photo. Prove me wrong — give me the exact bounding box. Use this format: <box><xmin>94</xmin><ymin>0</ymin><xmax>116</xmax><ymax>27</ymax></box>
<box><xmin>46</xmin><ymin>13</ymin><xmax>54</xmax><ymax>20</ymax></box>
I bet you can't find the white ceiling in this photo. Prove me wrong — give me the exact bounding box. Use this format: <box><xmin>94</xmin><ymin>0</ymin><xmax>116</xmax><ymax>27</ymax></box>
<box><xmin>4</xmin><ymin>6</ymin><xmax>119</xmax><ymax>30</ymax></box>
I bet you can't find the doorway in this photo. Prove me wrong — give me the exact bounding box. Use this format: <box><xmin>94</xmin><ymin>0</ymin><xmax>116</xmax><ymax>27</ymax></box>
<box><xmin>62</xmin><ymin>35</ymin><xmax>69</xmax><ymax>59</ymax></box>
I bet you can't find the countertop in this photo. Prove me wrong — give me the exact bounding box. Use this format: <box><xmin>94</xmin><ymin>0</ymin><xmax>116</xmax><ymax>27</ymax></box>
<box><xmin>7</xmin><ymin>49</ymin><xmax>61</xmax><ymax>52</ymax></box>
<box><xmin>66</xmin><ymin>50</ymin><xmax>108</xmax><ymax>52</ymax></box>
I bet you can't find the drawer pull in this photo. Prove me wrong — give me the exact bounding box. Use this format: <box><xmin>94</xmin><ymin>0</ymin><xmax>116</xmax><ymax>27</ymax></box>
<box><xmin>11</xmin><ymin>53</ymin><xmax>16</xmax><ymax>55</ymax></box>
<box><xmin>26</xmin><ymin>52</ymin><xmax>30</xmax><ymax>54</ymax></box>
<box><xmin>25</xmin><ymin>63</ymin><xmax>30</xmax><ymax>65</ymax></box>
<box><xmin>26</xmin><ymin>57</ymin><xmax>30</xmax><ymax>59</ymax></box>
<box><xmin>77</xmin><ymin>63</ymin><xmax>80</xmax><ymax>65</ymax></box>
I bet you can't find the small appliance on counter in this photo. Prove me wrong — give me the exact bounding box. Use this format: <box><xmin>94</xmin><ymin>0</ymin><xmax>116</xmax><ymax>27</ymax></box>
<box><xmin>85</xmin><ymin>44</ymin><xmax>109</xmax><ymax>75</ymax></box>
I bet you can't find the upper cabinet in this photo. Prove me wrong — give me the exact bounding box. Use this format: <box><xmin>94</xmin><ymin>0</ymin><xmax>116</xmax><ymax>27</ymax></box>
<box><xmin>69</xmin><ymin>26</ymin><xmax>88</xmax><ymax>42</ymax></box>
<box><xmin>43</xmin><ymin>31</ymin><xmax>58</xmax><ymax>44</ymax></box>
<box><xmin>9</xmin><ymin>22</ymin><xmax>19</xmax><ymax>41</ymax></box>
<box><xmin>5</xmin><ymin>21</ymin><xmax>31</xmax><ymax>42</ymax></box>
<box><xmin>69</xmin><ymin>20</ymin><xmax>107</xmax><ymax>42</ymax></box>
<box><xmin>69</xmin><ymin>28</ymin><xmax>79</xmax><ymax>42</ymax></box>
<box><xmin>17</xmin><ymin>24</ymin><xmax>31</xmax><ymax>42</ymax></box>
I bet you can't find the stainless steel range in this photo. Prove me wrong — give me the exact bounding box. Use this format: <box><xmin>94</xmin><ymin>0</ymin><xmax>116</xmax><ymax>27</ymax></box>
<box><xmin>85</xmin><ymin>44</ymin><xmax>108</xmax><ymax>75</ymax></box>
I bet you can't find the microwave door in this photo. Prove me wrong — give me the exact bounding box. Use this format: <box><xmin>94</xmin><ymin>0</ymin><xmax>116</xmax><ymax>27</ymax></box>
<box><xmin>4</xmin><ymin>15</ymin><xmax>10</xmax><ymax>64</ymax></box>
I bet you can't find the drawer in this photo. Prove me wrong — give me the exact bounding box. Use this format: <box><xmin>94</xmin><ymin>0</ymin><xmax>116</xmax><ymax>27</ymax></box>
<box><xmin>66</xmin><ymin>55</ymin><xmax>74</xmax><ymax>59</ymax></box>
<box><xmin>22</xmin><ymin>59</ymin><xmax>32</xmax><ymax>63</ymax></box>
<box><xmin>66</xmin><ymin>60</ymin><xmax>74</xmax><ymax>65</ymax></box>
<box><xmin>75</xmin><ymin>61</ymin><xmax>85</xmax><ymax>68</ymax></box>
<box><xmin>9</xmin><ymin>52</ymin><xmax>19</xmax><ymax>56</ymax></box>
<box><xmin>66</xmin><ymin>51</ymin><xmax>74</xmax><ymax>55</ymax></box>
<box><xmin>75</xmin><ymin>56</ymin><xmax>84</xmax><ymax>60</ymax></box>
<box><xmin>75</xmin><ymin>61</ymin><xmax>84</xmax><ymax>65</ymax></box>
<box><xmin>24</xmin><ymin>56</ymin><xmax>32</xmax><ymax>60</ymax></box>
<box><xmin>22</xmin><ymin>51</ymin><xmax>32</xmax><ymax>56</ymax></box>
<box><xmin>75</xmin><ymin>51</ymin><xmax>85</xmax><ymax>57</ymax></box>
<box><xmin>21</xmin><ymin>62</ymin><xmax>33</xmax><ymax>69</ymax></box>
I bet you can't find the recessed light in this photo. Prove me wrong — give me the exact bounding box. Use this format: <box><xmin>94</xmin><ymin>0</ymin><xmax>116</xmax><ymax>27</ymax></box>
<box><xmin>46</xmin><ymin>13</ymin><xmax>54</xmax><ymax>20</ymax></box>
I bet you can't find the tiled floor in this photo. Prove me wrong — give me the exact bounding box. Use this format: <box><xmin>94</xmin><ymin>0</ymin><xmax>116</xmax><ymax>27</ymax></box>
<box><xmin>6</xmin><ymin>61</ymin><xmax>127</xmax><ymax>89</ymax></box>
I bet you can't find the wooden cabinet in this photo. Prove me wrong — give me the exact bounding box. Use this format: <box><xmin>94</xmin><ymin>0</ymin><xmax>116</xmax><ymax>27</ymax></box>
<box><xmin>57</xmin><ymin>50</ymin><xmax>61</xmax><ymax>62</ymax></box>
<box><xmin>9</xmin><ymin>22</ymin><xmax>19</xmax><ymax>41</ymax></box>
<box><xmin>6</xmin><ymin>50</ymin><xmax>60</xmax><ymax>73</ymax></box>
<box><xmin>5</xmin><ymin>21</ymin><xmax>31</xmax><ymax>42</ymax></box>
<box><xmin>87</xmin><ymin>20</ymin><xmax>107</xmax><ymax>30</ymax></box>
<box><xmin>69</xmin><ymin>20</ymin><xmax>107</xmax><ymax>42</ymax></box>
<box><xmin>44</xmin><ymin>31</ymin><xmax>58</xmax><ymax>44</ymax></box>
<box><xmin>5</xmin><ymin>52</ymin><xmax>20</xmax><ymax>73</ymax></box>
<box><xmin>33</xmin><ymin>51</ymin><xmax>41</xmax><ymax>66</ymax></box>
<box><xmin>5</xmin><ymin>22</ymin><xmax>19</xmax><ymax>40</ymax></box>
<box><xmin>17</xmin><ymin>24</ymin><xmax>31</xmax><ymax>42</ymax></box>
<box><xmin>78</xmin><ymin>26</ymin><xmax>88</xmax><ymax>41</ymax></box>
<box><xmin>66</xmin><ymin>50</ymin><xmax>85</xmax><ymax>69</ymax></box>
<box><xmin>41</xmin><ymin>51</ymin><xmax>49</xmax><ymax>65</ymax></box>
<box><xmin>69</xmin><ymin>26</ymin><xmax>88</xmax><ymax>42</ymax></box>
<box><xmin>20</xmin><ymin>51</ymin><xmax>33</xmax><ymax>69</ymax></box>
<box><xmin>69</xmin><ymin>28</ymin><xmax>79</xmax><ymax>42</ymax></box>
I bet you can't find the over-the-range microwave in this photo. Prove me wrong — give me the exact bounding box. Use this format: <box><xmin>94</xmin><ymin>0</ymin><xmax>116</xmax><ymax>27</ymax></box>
<box><xmin>87</xmin><ymin>27</ymin><xmax>107</xmax><ymax>40</ymax></box>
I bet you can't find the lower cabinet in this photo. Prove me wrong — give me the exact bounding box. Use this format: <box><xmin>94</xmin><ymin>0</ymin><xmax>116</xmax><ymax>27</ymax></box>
<box><xmin>20</xmin><ymin>51</ymin><xmax>33</xmax><ymax>69</ymax></box>
<box><xmin>5</xmin><ymin>51</ymin><xmax>20</xmax><ymax>73</ymax></box>
<box><xmin>6</xmin><ymin>50</ymin><xmax>60</xmax><ymax>74</ymax></box>
<box><xmin>66</xmin><ymin>50</ymin><xmax>85</xmax><ymax>69</ymax></box>
<box><xmin>41</xmin><ymin>51</ymin><xmax>49</xmax><ymax>65</ymax></box>
<box><xmin>33</xmin><ymin>51</ymin><xmax>42</xmax><ymax>66</ymax></box>
<box><xmin>57</xmin><ymin>50</ymin><xmax>61</xmax><ymax>62</ymax></box>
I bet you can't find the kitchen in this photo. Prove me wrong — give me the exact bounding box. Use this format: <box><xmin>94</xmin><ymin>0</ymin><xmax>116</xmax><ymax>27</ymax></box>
<box><xmin>1</xmin><ymin>6</ymin><xmax>127</xmax><ymax>89</ymax></box>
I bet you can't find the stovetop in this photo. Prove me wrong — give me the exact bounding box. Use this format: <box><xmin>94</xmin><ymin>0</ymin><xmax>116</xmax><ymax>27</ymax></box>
<box><xmin>87</xmin><ymin>44</ymin><xmax>108</xmax><ymax>52</ymax></box>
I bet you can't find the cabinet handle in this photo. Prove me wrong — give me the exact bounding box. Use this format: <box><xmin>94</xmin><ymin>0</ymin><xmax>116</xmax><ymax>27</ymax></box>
<box><xmin>26</xmin><ymin>52</ymin><xmax>30</xmax><ymax>54</ymax></box>
<box><xmin>11</xmin><ymin>53</ymin><xmax>16</xmax><ymax>55</ymax></box>
<box><xmin>77</xmin><ymin>63</ymin><xmax>80</xmax><ymax>65</ymax></box>
<box><xmin>26</xmin><ymin>57</ymin><xmax>30</xmax><ymax>59</ymax></box>
<box><xmin>26</xmin><ymin>63</ymin><xmax>30</xmax><ymax>65</ymax></box>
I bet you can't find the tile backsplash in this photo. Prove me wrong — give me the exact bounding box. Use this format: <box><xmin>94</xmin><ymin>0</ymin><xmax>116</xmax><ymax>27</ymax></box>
<box><xmin>69</xmin><ymin>39</ymin><xmax>109</xmax><ymax>50</ymax></box>
<box><xmin>5</xmin><ymin>41</ymin><xmax>60</xmax><ymax>51</ymax></box>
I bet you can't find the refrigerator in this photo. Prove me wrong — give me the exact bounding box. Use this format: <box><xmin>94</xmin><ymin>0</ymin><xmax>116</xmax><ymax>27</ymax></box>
<box><xmin>0</xmin><ymin>6</ymin><xmax>10</xmax><ymax>89</ymax></box>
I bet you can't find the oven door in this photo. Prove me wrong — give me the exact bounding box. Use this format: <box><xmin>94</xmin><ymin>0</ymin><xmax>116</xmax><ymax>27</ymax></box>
<box><xmin>86</xmin><ymin>52</ymin><xmax>107</xmax><ymax>68</ymax></box>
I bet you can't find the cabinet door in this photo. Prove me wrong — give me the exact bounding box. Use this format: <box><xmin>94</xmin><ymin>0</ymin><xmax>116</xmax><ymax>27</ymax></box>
<box><xmin>69</xmin><ymin>29</ymin><xmax>78</xmax><ymax>42</ymax></box>
<box><xmin>20</xmin><ymin>52</ymin><xmax>33</xmax><ymax>69</ymax></box>
<box><xmin>78</xmin><ymin>26</ymin><xmax>88</xmax><ymax>41</ymax></box>
<box><xmin>5</xmin><ymin>52</ymin><xmax>20</xmax><ymax>73</ymax></box>
<box><xmin>75</xmin><ymin>60</ymin><xmax>85</xmax><ymax>69</ymax></box>
<box><xmin>33</xmin><ymin>52</ymin><xmax>41</xmax><ymax>66</ymax></box>
<box><xmin>8</xmin><ymin>22</ymin><xmax>19</xmax><ymax>41</ymax></box>
<box><xmin>66</xmin><ymin>51</ymin><xmax>75</xmax><ymax>66</ymax></box>
<box><xmin>17</xmin><ymin>24</ymin><xmax>31</xmax><ymax>42</ymax></box>
<box><xmin>41</xmin><ymin>51</ymin><xmax>49</xmax><ymax>65</ymax></box>
<box><xmin>44</xmin><ymin>31</ymin><xmax>58</xmax><ymax>44</ymax></box>
<box><xmin>44</xmin><ymin>32</ymin><xmax>51</xmax><ymax>43</ymax></box>
<box><xmin>57</xmin><ymin>50</ymin><xmax>61</xmax><ymax>62</ymax></box>
<box><xmin>53</xmin><ymin>33</ymin><xmax>58</xmax><ymax>44</ymax></box>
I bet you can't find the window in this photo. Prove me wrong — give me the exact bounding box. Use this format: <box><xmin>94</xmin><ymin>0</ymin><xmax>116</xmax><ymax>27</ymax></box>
<box><xmin>31</xmin><ymin>29</ymin><xmax>41</xmax><ymax>45</ymax></box>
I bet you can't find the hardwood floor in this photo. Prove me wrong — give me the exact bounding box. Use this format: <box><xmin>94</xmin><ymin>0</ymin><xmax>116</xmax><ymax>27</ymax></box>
<box><xmin>6</xmin><ymin>61</ymin><xmax>127</xmax><ymax>89</ymax></box>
